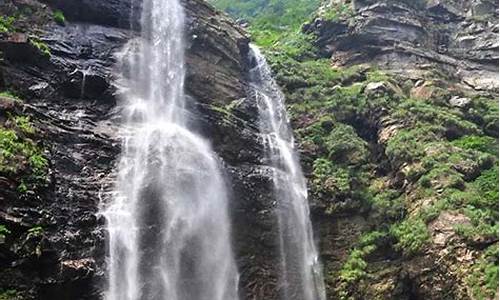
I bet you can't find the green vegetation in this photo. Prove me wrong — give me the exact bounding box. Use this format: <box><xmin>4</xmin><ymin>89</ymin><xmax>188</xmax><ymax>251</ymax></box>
<box><xmin>53</xmin><ymin>10</ymin><xmax>65</xmax><ymax>25</ymax></box>
<box><xmin>468</xmin><ymin>244</ymin><xmax>499</xmax><ymax>299</ymax></box>
<box><xmin>210</xmin><ymin>0</ymin><xmax>320</xmax><ymax>52</ymax></box>
<box><xmin>337</xmin><ymin>231</ymin><xmax>388</xmax><ymax>299</ymax></box>
<box><xmin>27</xmin><ymin>226</ymin><xmax>44</xmax><ymax>238</ymax></box>
<box><xmin>0</xmin><ymin>111</ymin><xmax>48</xmax><ymax>194</ymax></box>
<box><xmin>0</xmin><ymin>225</ymin><xmax>10</xmax><ymax>241</ymax></box>
<box><xmin>320</xmin><ymin>2</ymin><xmax>353</xmax><ymax>21</ymax></box>
<box><xmin>0</xmin><ymin>290</ymin><xmax>18</xmax><ymax>300</ymax></box>
<box><xmin>0</xmin><ymin>16</ymin><xmax>15</xmax><ymax>33</ymax></box>
<box><xmin>0</xmin><ymin>128</ymin><xmax>47</xmax><ymax>175</ymax></box>
<box><xmin>29</xmin><ymin>37</ymin><xmax>50</xmax><ymax>57</ymax></box>
<box><xmin>9</xmin><ymin>115</ymin><xmax>35</xmax><ymax>135</ymax></box>
<box><xmin>0</xmin><ymin>91</ymin><xmax>21</xmax><ymax>101</ymax></box>
<box><xmin>390</xmin><ymin>219</ymin><xmax>430</xmax><ymax>256</ymax></box>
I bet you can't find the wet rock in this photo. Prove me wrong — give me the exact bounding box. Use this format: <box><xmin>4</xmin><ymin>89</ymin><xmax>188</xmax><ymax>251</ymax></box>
<box><xmin>0</xmin><ymin>0</ymin><xmax>256</xmax><ymax>299</ymax></box>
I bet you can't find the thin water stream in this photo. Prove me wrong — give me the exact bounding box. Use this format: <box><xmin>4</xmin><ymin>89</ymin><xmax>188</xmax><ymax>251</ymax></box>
<box><xmin>249</xmin><ymin>45</ymin><xmax>326</xmax><ymax>300</ymax></box>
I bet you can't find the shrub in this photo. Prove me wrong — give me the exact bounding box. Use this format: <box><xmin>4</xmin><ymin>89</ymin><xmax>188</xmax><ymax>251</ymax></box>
<box><xmin>468</xmin><ymin>244</ymin><xmax>499</xmax><ymax>299</ymax></box>
<box><xmin>0</xmin><ymin>16</ymin><xmax>15</xmax><ymax>33</ymax></box>
<box><xmin>53</xmin><ymin>10</ymin><xmax>66</xmax><ymax>25</ymax></box>
<box><xmin>390</xmin><ymin>218</ymin><xmax>430</xmax><ymax>256</ymax></box>
<box><xmin>11</xmin><ymin>115</ymin><xmax>35</xmax><ymax>135</ymax></box>
<box><xmin>0</xmin><ymin>127</ymin><xmax>48</xmax><ymax>176</ymax></box>
<box><xmin>312</xmin><ymin>158</ymin><xmax>351</xmax><ymax>195</ymax></box>
<box><xmin>324</xmin><ymin>123</ymin><xmax>368</xmax><ymax>165</ymax></box>
<box><xmin>29</xmin><ymin>37</ymin><xmax>51</xmax><ymax>57</ymax></box>
<box><xmin>27</xmin><ymin>226</ymin><xmax>44</xmax><ymax>238</ymax></box>
<box><xmin>0</xmin><ymin>290</ymin><xmax>18</xmax><ymax>300</ymax></box>
<box><xmin>0</xmin><ymin>225</ymin><xmax>10</xmax><ymax>240</ymax></box>
<box><xmin>452</xmin><ymin>135</ymin><xmax>498</xmax><ymax>156</ymax></box>
<box><xmin>0</xmin><ymin>91</ymin><xmax>21</xmax><ymax>101</ymax></box>
<box><xmin>370</xmin><ymin>189</ymin><xmax>405</xmax><ymax>222</ymax></box>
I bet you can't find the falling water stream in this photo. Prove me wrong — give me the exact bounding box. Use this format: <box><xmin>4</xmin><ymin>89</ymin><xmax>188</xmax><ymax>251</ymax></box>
<box><xmin>103</xmin><ymin>0</ymin><xmax>239</xmax><ymax>299</ymax></box>
<box><xmin>249</xmin><ymin>45</ymin><xmax>326</xmax><ymax>300</ymax></box>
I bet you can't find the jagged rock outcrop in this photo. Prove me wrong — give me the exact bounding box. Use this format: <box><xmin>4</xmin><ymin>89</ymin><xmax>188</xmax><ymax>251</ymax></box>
<box><xmin>305</xmin><ymin>0</ymin><xmax>499</xmax><ymax>91</ymax></box>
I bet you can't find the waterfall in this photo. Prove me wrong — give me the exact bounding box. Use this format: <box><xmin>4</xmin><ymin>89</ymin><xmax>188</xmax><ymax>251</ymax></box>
<box><xmin>249</xmin><ymin>45</ymin><xmax>326</xmax><ymax>300</ymax></box>
<box><xmin>103</xmin><ymin>0</ymin><xmax>240</xmax><ymax>299</ymax></box>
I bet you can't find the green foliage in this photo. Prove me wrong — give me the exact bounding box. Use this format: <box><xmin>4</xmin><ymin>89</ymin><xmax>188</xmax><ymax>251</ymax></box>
<box><xmin>369</xmin><ymin>189</ymin><xmax>405</xmax><ymax>222</ymax></box>
<box><xmin>0</xmin><ymin>127</ymin><xmax>47</xmax><ymax>176</ymax></box>
<box><xmin>324</xmin><ymin>123</ymin><xmax>368</xmax><ymax>164</ymax></box>
<box><xmin>27</xmin><ymin>226</ymin><xmax>44</xmax><ymax>238</ymax></box>
<box><xmin>211</xmin><ymin>0</ymin><xmax>320</xmax><ymax>31</ymax></box>
<box><xmin>338</xmin><ymin>231</ymin><xmax>388</xmax><ymax>299</ymax></box>
<box><xmin>0</xmin><ymin>290</ymin><xmax>18</xmax><ymax>300</ymax></box>
<box><xmin>0</xmin><ymin>91</ymin><xmax>21</xmax><ymax>101</ymax></box>
<box><xmin>452</xmin><ymin>135</ymin><xmax>498</xmax><ymax>156</ymax></box>
<box><xmin>0</xmin><ymin>225</ymin><xmax>10</xmax><ymax>240</ymax></box>
<box><xmin>339</xmin><ymin>248</ymin><xmax>368</xmax><ymax>283</ymax></box>
<box><xmin>10</xmin><ymin>115</ymin><xmax>35</xmax><ymax>135</ymax></box>
<box><xmin>468</xmin><ymin>244</ymin><xmax>499</xmax><ymax>299</ymax></box>
<box><xmin>29</xmin><ymin>37</ymin><xmax>50</xmax><ymax>57</ymax></box>
<box><xmin>0</xmin><ymin>16</ymin><xmax>15</xmax><ymax>33</ymax></box>
<box><xmin>392</xmin><ymin>99</ymin><xmax>480</xmax><ymax>138</ymax></box>
<box><xmin>320</xmin><ymin>2</ymin><xmax>353</xmax><ymax>21</ymax></box>
<box><xmin>312</xmin><ymin>158</ymin><xmax>350</xmax><ymax>195</ymax></box>
<box><xmin>390</xmin><ymin>218</ymin><xmax>430</xmax><ymax>256</ymax></box>
<box><xmin>385</xmin><ymin>128</ymin><xmax>430</xmax><ymax>167</ymax></box>
<box><xmin>451</xmin><ymin>166</ymin><xmax>499</xmax><ymax>240</ymax></box>
<box><xmin>17</xmin><ymin>181</ymin><xmax>28</xmax><ymax>194</ymax></box>
<box><xmin>53</xmin><ymin>10</ymin><xmax>65</xmax><ymax>25</ymax></box>
<box><xmin>211</xmin><ymin>0</ymin><xmax>320</xmax><ymax>57</ymax></box>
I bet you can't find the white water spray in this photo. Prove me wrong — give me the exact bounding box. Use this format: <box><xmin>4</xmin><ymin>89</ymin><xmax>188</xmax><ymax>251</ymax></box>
<box><xmin>249</xmin><ymin>45</ymin><xmax>326</xmax><ymax>300</ymax></box>
<box><xmin>103</xmin><ymin>1</ymin><xmax>239</xmax><ymax>299</ymax></box>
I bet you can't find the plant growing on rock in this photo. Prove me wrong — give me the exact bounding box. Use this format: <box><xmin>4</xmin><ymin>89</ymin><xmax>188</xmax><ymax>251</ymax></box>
<box><xmin>390</xmin><ymin>218</ymin><xmax>430</xmax><ymax>256</ymax></box>
<box><xmin>53</xmin><ymin>10</ymin><xmax>65</xmax><ymax>25</ymax></box>
<box><xmin>0</xmin><ymin>91</ymin><xmax>20</xmax><ymax>101</ymax></box>
<box><xmin>0</xmin><ymin>290</ymin><xmax>18</xmax><ymax>300</ymax></box>
<box><xmin>0</xmin><ymin>16</ymin><xmax>15</xmax><ymax>33</ymax></box>
<box><xmin>0</xmin><ymin>225</ymin><xmax>10</xmax><ymax>242</ymax></box>
<box><xmin>29</xmin><ymin>37</ymin><xmax>50</xmax><ymax>57</ymax></box>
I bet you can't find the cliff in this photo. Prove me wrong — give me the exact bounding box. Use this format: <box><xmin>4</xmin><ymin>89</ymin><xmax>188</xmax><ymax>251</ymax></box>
<box><xmin>0</xmin><ymin>0</ymin><xmax>498</xmax><ymax>299</ymax></box>
<box><xmin>0</xmin><ymin>0</ymin><xmax>276</xmax><ymax>298</ymax></box>
<box><xmin>260</xmin><ymin>0</ymin><xmax>498</xmax><ymax>298</ymax></box>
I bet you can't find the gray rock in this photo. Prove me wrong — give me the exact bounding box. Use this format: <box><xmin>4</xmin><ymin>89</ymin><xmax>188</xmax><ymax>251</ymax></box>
<box><xmin>449</xmin><ymin>95</ymin><xmax>472</xmax><ymax>107</ymax></box>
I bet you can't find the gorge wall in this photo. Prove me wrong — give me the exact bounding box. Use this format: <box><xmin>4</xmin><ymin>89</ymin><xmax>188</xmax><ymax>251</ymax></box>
<box><xmin>0</xmin><ymin>0</ymin><xmax>498</xmax><ymax>299</ymax></box>
<box><xmin>0</xmin><ymin>0</ymin><xmax>282</xmax><ymax>298</ymax></box>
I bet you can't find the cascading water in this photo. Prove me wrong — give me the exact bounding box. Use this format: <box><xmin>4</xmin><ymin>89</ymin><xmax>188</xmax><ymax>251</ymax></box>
<box><xmin>103</xmin><ymin>0</ymin><xmax>239</xmax><ymax>299</ymax></box>
<box><xmin>249</xmin><ymin>45</ymin><xmax>326</xmax><ymax>300</ymax></box>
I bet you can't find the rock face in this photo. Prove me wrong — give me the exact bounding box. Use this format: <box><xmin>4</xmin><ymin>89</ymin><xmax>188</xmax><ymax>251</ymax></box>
<box><xmin>0</xmin><ymin>0</ymin><xmax>498</xmax><ymax>299</ymax></box>
<box><xmin>306</xmin><ymin>0</ymin><xmax>499</xmax><ymax>91</ymax></box>
<box><xmin>0</xmin><ymin>0</ymin><xmax>284</xmax><ymax>299</ymax></box>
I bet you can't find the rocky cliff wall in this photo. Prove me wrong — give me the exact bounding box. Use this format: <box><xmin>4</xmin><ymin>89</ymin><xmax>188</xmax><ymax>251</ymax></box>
<box><xmin>0</xmin><ymin>1</ymin><xmax>286</xmax><ymax>299</ymax></box>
